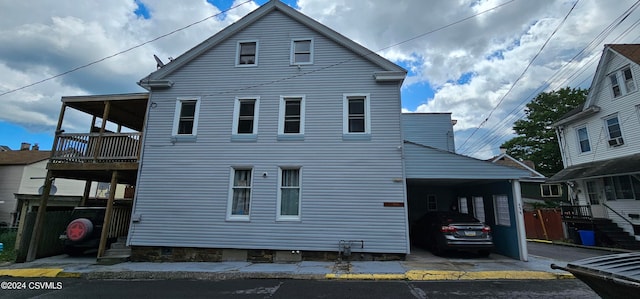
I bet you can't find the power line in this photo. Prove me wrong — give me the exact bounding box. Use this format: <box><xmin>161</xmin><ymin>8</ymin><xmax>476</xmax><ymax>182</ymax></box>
<box><xmin>459</xmin><ymin>0</ymin><xmax>640</xmax><ymax>155</ymax></box>
<box><xmin>457</xmin><ymin>0</ymin><xmax>580</xmax><ymax>153</ymax></box>
<box><xmin>0</xmin><ymin>0</ymin><xmax>254</xmax><ymax>98</ymax></box>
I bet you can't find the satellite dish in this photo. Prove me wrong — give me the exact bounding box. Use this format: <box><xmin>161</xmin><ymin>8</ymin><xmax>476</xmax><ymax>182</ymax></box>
<box><xmin>154</xmin><ymin>54</ymin><xmax>165</xmax><ymax>69</ymax></box>
<box><xmin>38</xmin><ymin>184</ymin><xmax>57</xmax><ymax>195</ymax></box>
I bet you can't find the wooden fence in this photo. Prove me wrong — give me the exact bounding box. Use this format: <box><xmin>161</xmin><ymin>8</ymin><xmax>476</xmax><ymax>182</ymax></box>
<box><xmin>523</xmin><ymin>209</ymin><xmax>565</xmax><ymax>241</ymax></box>
<box><xmin>16</xmin><ymin>211</ymin><xmax>73</xmax><ymax>262</ymax></box>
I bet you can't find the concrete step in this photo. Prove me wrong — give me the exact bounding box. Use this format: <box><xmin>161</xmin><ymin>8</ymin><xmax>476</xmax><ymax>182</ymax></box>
<box><xmin>110</xmin><ymin>242</ymin><xmax>130</xmax><ymax>250</ymax></box>
<box><xmin>104</xmin><ymin>248</ymin><xmax>132</xmax><ymax>256</ymax></box>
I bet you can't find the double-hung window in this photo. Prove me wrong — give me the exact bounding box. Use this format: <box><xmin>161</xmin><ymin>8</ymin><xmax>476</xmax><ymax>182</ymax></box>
<box><xmin>278</xmin><ymin>96</ymin><xmax>305</xmax><ymax>139</ymax></box>
<box><xmin>291</xmin><ymin>38</ymin><xmax>313</xmax><ymax>65</ymax></box>
<box><xmin>576</xmin><ymin>126</ymin><xmax>591</xmax><ymax>153</ymax></box>
<box><xmin>237</xmin><ymin>41</ymin><xmax>258</xmax><ymax>66</ymax></box>
<box><xmin>232</xmin><ymin>97</ymin><xmax>259</xmax><ymax>140</ymax></box>
<box><xmin>343</xmin><ymin>94</ymin><xmax>371</xmax><ymax>138</ymax></box>
<box><xmin>605</xmin><ymin>115</ymin><xmax>623</xmax><ymax>146</ymax></box>
<box><xmin>172</xmin><ymin>98</ymin><xmax>200</xmax><ymax>140</ymax></box>
<box><xmin>277</xmin><ymin>167</ymin><xmax>301</xmax><ymax>220</ymax></box>
<box><xmin>609</xmin><ymin>65</ymin><xmax>636</xmax><ymax>97</ymax></box>
<box><xmin>493</xmin><ymin>195</ymin><xmax>511</xmax><ymax>226</ymax></box>
<box><xmin>228</xmin><ymin>168</ymin><xmax>253</xmax><ymax>220</ymax></box>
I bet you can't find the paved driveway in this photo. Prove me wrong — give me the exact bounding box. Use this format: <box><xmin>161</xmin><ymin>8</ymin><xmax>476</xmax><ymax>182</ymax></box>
<box><xmin>526</xmin><ymin>241</ymin><xmax>624</xmax><ymax>262</ymax></box>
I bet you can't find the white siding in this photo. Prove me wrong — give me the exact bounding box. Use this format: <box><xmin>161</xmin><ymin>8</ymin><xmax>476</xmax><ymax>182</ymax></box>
<box><xmin>560</xmin><ymin>54</ymin><xmax>640</xmax><ymax>167</ymax></box>
<box><xmin>0</xmin><ymin>165</ymin><xmax>23</xmax><ymax>224</ymax></box>
<box><xmin>131</xmin><ymin>11</ymin><xmax>408</xmax><ymax>253</ymax></box>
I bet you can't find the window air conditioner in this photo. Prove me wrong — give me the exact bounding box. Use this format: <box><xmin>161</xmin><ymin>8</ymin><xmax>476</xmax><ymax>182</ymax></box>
<box><xmin>608</xmin><ymin>137</ymin><xmax>624</xmax><ymax>146</ymax></box>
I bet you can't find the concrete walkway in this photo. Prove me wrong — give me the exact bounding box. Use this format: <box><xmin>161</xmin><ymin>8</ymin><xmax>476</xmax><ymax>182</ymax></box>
<box><xmin>0</xmin><ymin>247</ymin><xmax>574</xmax><ymax>281</ymax></box>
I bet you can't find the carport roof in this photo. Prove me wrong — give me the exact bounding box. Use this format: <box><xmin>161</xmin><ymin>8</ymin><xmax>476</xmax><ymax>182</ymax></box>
<box><xmin>548</xmin><ymin>152</ymin><xmax>640</xmax><ymax>182</ymax></box>
<box><xmin>403</xmin><ymin>141</ymin><xmax>530</xmax><ymax>180</ymax></box>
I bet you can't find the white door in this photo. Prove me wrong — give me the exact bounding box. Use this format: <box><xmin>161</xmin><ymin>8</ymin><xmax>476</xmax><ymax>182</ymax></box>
<box><xmin>586</xmin><ymin>180</ymin><xmax>607</xmax><ymax>218</ymax></box>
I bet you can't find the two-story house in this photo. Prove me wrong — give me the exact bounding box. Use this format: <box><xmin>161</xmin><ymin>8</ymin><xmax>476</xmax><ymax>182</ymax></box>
<box><xmin>550</xmin><ymin>44</ymin><xmax>640</xmax><ymax>249</ymax></box>
<box><xmin>28</xmin><ymin>1</ymin><xmax>532</xmax><ymax>262</ymax></box>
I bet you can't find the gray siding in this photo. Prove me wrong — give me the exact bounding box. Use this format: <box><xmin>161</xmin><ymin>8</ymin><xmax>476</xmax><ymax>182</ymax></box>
<box><xmin>401</xmin><ymin>113</ymin><xmax>455</xmax><ymax>152</ymax></box>
<box><xmin>404</xmin><ymin>142</ymin><xmax>529</xmax><ymax>179</ymax></box>
<box><xmin>131</xmin><ymin>11</ymin><xmax>408</xmax><ymax>253</ymax></box>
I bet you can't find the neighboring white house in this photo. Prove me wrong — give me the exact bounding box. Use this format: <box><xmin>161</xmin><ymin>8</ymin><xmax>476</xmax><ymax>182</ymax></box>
<box><xmin>550</xmin><ymin>44</ymin><xmax>640</xmax><ymax>242</ymax></box>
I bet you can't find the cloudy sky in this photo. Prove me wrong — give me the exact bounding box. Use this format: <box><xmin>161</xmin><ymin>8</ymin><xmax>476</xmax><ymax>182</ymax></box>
<box><xmin>1</xmin><ymin>0</ymin><xmax>639</xmax><ymax>158</ymax></box>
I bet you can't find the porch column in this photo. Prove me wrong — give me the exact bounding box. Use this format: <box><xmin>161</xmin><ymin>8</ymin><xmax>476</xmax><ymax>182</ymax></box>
<box><xmin>93</xmin><ymin>101</ymin><xmax>111</xmax><ymax>161</ymax></box>
<box><xmin>80</xmin><ymin>180</ymin><xmax>92</xmax><ymax>207</ymax></box>
<box><xmin>512</xmin><ymin>179</ymin><xmax>528</xmax><ymax>261</ymax></box>
<box><xmin>26</xmin><ymin>103</ymin><xmax>66</xmax><ymax>262</ymax></box>
<box><xmin>97</xmin><ymin>171</ymin><xmax>118</xmax><ymax>258</ymax></box>
<box><xmin>26</xmin><ymin>171</ymin><xmax>54</xmax><ymax>262</ymax></box>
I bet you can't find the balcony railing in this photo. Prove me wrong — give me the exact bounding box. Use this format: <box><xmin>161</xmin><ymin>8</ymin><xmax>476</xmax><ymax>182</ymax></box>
<box><xmin>560</xmin><ymin>205</ymin><xmax>592</xmax><ymax>221</ymax></box>
<box><xmin>51</xmin><ymin>132</ymin><xmax>141</xmax><ymax>163</ymax></box>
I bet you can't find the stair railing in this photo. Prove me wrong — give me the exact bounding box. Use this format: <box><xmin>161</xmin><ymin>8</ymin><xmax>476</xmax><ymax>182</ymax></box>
<box><xmin>603</xmin><ymin>203</ymin><xmax>640</xmax><ymax>235</ymax></box>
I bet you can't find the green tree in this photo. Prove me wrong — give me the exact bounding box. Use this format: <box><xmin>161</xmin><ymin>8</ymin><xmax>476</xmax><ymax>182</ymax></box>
<box><xmin>501</xmin><ymin>87</ymin><xmax>587</xmax><ymax>177</ymax></box>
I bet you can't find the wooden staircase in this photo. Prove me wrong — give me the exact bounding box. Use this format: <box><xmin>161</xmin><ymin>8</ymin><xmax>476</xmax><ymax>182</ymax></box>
<box><xmin>593</xmin><ymin>218</ymin><xmax>640</xmax><ymax>250</ymax></box>
<box><xmin>97</xmin><ymin>237</ymin><xmax>131</xmax><ymax>265</ymax></box>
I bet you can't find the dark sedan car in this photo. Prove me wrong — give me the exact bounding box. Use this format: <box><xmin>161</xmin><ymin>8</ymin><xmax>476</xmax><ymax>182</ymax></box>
<box><xmin>412</xmin><ymin>211</ymin><xmax>493</xmax><ymax>256</ymax></box>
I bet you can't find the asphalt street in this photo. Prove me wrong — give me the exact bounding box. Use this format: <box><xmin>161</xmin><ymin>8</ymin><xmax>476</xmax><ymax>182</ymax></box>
<box><xmin>0</xmin><ymin>278</ymin><xmax>599</xmax><ymax>299</ymax></box>
<box><xmin>526</xmin><ymin>241</ymin><xmax>624</xmax><ymax>262</ymax></box>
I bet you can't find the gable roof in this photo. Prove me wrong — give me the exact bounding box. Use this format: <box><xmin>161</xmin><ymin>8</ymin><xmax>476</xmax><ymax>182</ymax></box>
<box><xmin>584</xmin><ymin>44</ymin><xmax>640</xmax><ymax>108</ymax></box>
<box><xmin>403</xmin><ymin>141</ymin><xmax>529</xmax><ymax>180</ymax></box>
<box><xmin>489</xmin><ymin>153</ymin><xmax>546</xmax><ymax>180</ymax></box>
<box><xmin>139</xmin><ymin>0</ymin><xmax>405</xmax><ymax>86</ymax></box>
<box><xmin>0</xmin><ymin>151</ymin><xmax>50</xmax><ymax>166</ymax></box>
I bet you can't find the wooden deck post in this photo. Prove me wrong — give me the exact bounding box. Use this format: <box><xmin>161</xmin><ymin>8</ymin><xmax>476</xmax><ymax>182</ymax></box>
<box><xmin>26</xmin><ymin>103</ymin><xmax>66</xmax><ymax>262</ymax></box>
<box><xmin>93</xmin><ymin>101</ymin><xmax>111</xmax><ymax>161</ymax></box>
<box><xmin>81</xmin><ymin>180</ymin><xmax>92</xmax><ymax>206</ymax></box>
<box><xmin>97</xmin><ymin>171</ymin><xmax>118</xmax><ymax>258</ymax></box>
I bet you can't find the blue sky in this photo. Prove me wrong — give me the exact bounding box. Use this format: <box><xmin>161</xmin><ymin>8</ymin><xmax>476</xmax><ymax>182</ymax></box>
<box><xmin>1</xmin><ymin>0</ymin><xmax>638</xmax><ymax>158</ymax></box>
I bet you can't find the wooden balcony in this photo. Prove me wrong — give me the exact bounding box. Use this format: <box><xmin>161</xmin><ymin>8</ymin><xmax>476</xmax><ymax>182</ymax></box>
<box><xmin>45</xmin><ymin>93</ymin><xmax>148</xmax><ymax>185</ymax></box>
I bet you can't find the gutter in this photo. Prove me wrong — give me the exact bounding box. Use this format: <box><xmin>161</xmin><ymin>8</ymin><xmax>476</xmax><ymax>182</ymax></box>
<box><xmin>552</xmin><ymin>105</ymin><xmax>600</xmax><ymax>127</ymax></box>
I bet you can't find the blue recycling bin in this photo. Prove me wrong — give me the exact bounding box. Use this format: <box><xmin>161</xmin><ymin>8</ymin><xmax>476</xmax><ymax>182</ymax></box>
<box><xmin>0</xmin><ymin>242</ymin><xmax>3</xmax><ymax>252</ymax></box>
<box><xmin>578</xmin><ymin>230</ymin><xmax>595</xmax><ymax>246</ymax></box>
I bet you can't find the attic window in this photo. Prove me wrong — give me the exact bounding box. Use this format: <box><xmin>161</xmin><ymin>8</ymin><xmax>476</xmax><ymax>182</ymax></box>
<box><xmin>609</xmin><ymin>65</ymin><xmax>636</xmax><ymax>98</ymax></box>
<box><xmin>291</xmin><ymin>38</ymin><xmax>313</xmax><ymax>65</ymax></box>
<box><xmin>237</xmin><ymin>41</ymin><xmax>258</xmax><ymax>66</ymax></box>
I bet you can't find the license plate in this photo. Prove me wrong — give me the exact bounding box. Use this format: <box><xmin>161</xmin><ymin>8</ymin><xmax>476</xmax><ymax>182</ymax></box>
<box><xmin>464</xmin><ymin>231</ymin><xmax>476</xmax><ymax>236</ymax></box>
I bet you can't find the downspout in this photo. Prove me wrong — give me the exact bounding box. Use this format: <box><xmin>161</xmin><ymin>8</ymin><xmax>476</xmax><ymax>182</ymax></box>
<box><xmin>512</xmin><ymin>179</ymin><xmax>528</xmax><ymax>261</ymax></box>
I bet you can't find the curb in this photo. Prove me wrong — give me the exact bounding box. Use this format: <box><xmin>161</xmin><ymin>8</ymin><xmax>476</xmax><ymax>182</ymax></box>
<box><xmin>527</xmin><ymin>239</ymin><xmax>635</xmax><ymax>253</ymax></box>
<box><xmin>327</xmin><ymin>270</ymin><xmax>573</xmax><ymax>281</ymax></box>
<box><xmin>0</xmin><ymin>269</ymin><xmax>573</xmax><ymax>281</ymax></box>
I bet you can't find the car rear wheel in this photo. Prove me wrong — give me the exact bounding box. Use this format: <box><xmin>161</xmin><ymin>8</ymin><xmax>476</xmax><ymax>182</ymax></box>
<box><xmin>66</xmin><ymin>218</ymin><xmax>94</xmax><ymax>242</ymax></box>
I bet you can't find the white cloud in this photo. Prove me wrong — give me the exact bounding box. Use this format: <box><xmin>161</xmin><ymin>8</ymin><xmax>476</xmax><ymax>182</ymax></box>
<box><xmin>0</xmin><ymin>0</ymin><xmax>639</xmax><ymax>158</ymax></box>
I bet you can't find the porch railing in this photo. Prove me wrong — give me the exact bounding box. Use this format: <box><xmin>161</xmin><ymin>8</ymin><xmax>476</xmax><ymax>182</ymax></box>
<box><xmin>51</xmin><ymin>132</ymin><xmax>141</xmax><ymax>163</ymax></box>
<box><xmin>108</xmin><ymin>206</ymin><xmax>132</xmax><ymax>239</ymax></box>
<box><xmin>560</xmin><ymin>205</ymin><xmax>592</xmax><ymax>220</ymax></box>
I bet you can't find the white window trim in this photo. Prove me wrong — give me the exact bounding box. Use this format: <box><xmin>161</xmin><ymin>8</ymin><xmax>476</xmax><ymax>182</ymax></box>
<box><xmin>342</xmin><ymin>93</ymin><xmax>371</xmax><ymax>135</ymax></box>
<box><xmin>226</xmin><ymin>167</ymin><xmax>253</xmax><ymax>221</ymax></box>
<box><xmin>276</xmin><ymin>166</ymin><xmax>302</xmax><ymax>221</ymax></box>
<box><xmin>493</xmin><ymin>195</ymin><xmax>511</xmax><ymax>226</ymax></box>
<box><xmin>540</xmin><ymin>184</ymin><xmax>562</xmax><ymax>198</ymax></box>
<box><xmin>232</xmin><ymin>96</ymin><xmax>260</xmax><ymax>137</ymax></box>
<box><xmin>575</xmin><ymin>125</ymin><xmax>591</xmax><ymax>154</ymax></box>
<box><xmin>171</xmin><ymin>97</ymin><xmax>201</xmax><ymax>137</ymax></box>
<box><xmin>609</xmin><ymin>65</ymin><xmax>637</xmax><ymax>98</ymax></box>
<box><xmin>235</xmin><ymin>40</ymin><xmax>259</xmax><ymax>67</ymax></box>
<box><xmin>278</xmin><ymin>95</ymin><xmax>305</xmax><ymax>136</ymax></box>
<box><xmin>473</xmin><ymin>196</ymin><xmax>485</xmax><ymax>223</ymax></box>
<box><xmin>290</xmin><ymin>38</ymin><xmax>314</xmax><ymax>65</ymax></box>
<box><xmin>603</xmin><ymin>114</ymin><xmax>623</xmax><ymax>140</ymax></box>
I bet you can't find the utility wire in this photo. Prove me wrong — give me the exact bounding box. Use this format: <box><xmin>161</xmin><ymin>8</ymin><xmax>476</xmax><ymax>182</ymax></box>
<box><xmin>0</xmin><ymin>0</ymin><xmax>254</xmax><ymax>98</ymax></box>
<box><xmin>457</xmin><ymin>0</ymin><xmax>580</xmax><ymax>153</ymax></box>
<box><xmin>459</xmin><ymin>0</ymin><xmax>640</xmax><ymax>155</ymax></box>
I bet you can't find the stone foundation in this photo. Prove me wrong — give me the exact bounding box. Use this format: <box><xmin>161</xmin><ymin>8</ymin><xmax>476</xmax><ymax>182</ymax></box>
<box><xmin>131</xmin><ymin>246</ymin><xmax>405</xmax><ymax>262</ymax></box>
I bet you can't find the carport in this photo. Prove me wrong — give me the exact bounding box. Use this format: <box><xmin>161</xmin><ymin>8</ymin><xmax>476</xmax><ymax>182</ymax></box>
<box><xmin>403</xmin><ymin>141</ymin><xmax>531</xmax><ymax>261</ymax></box>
